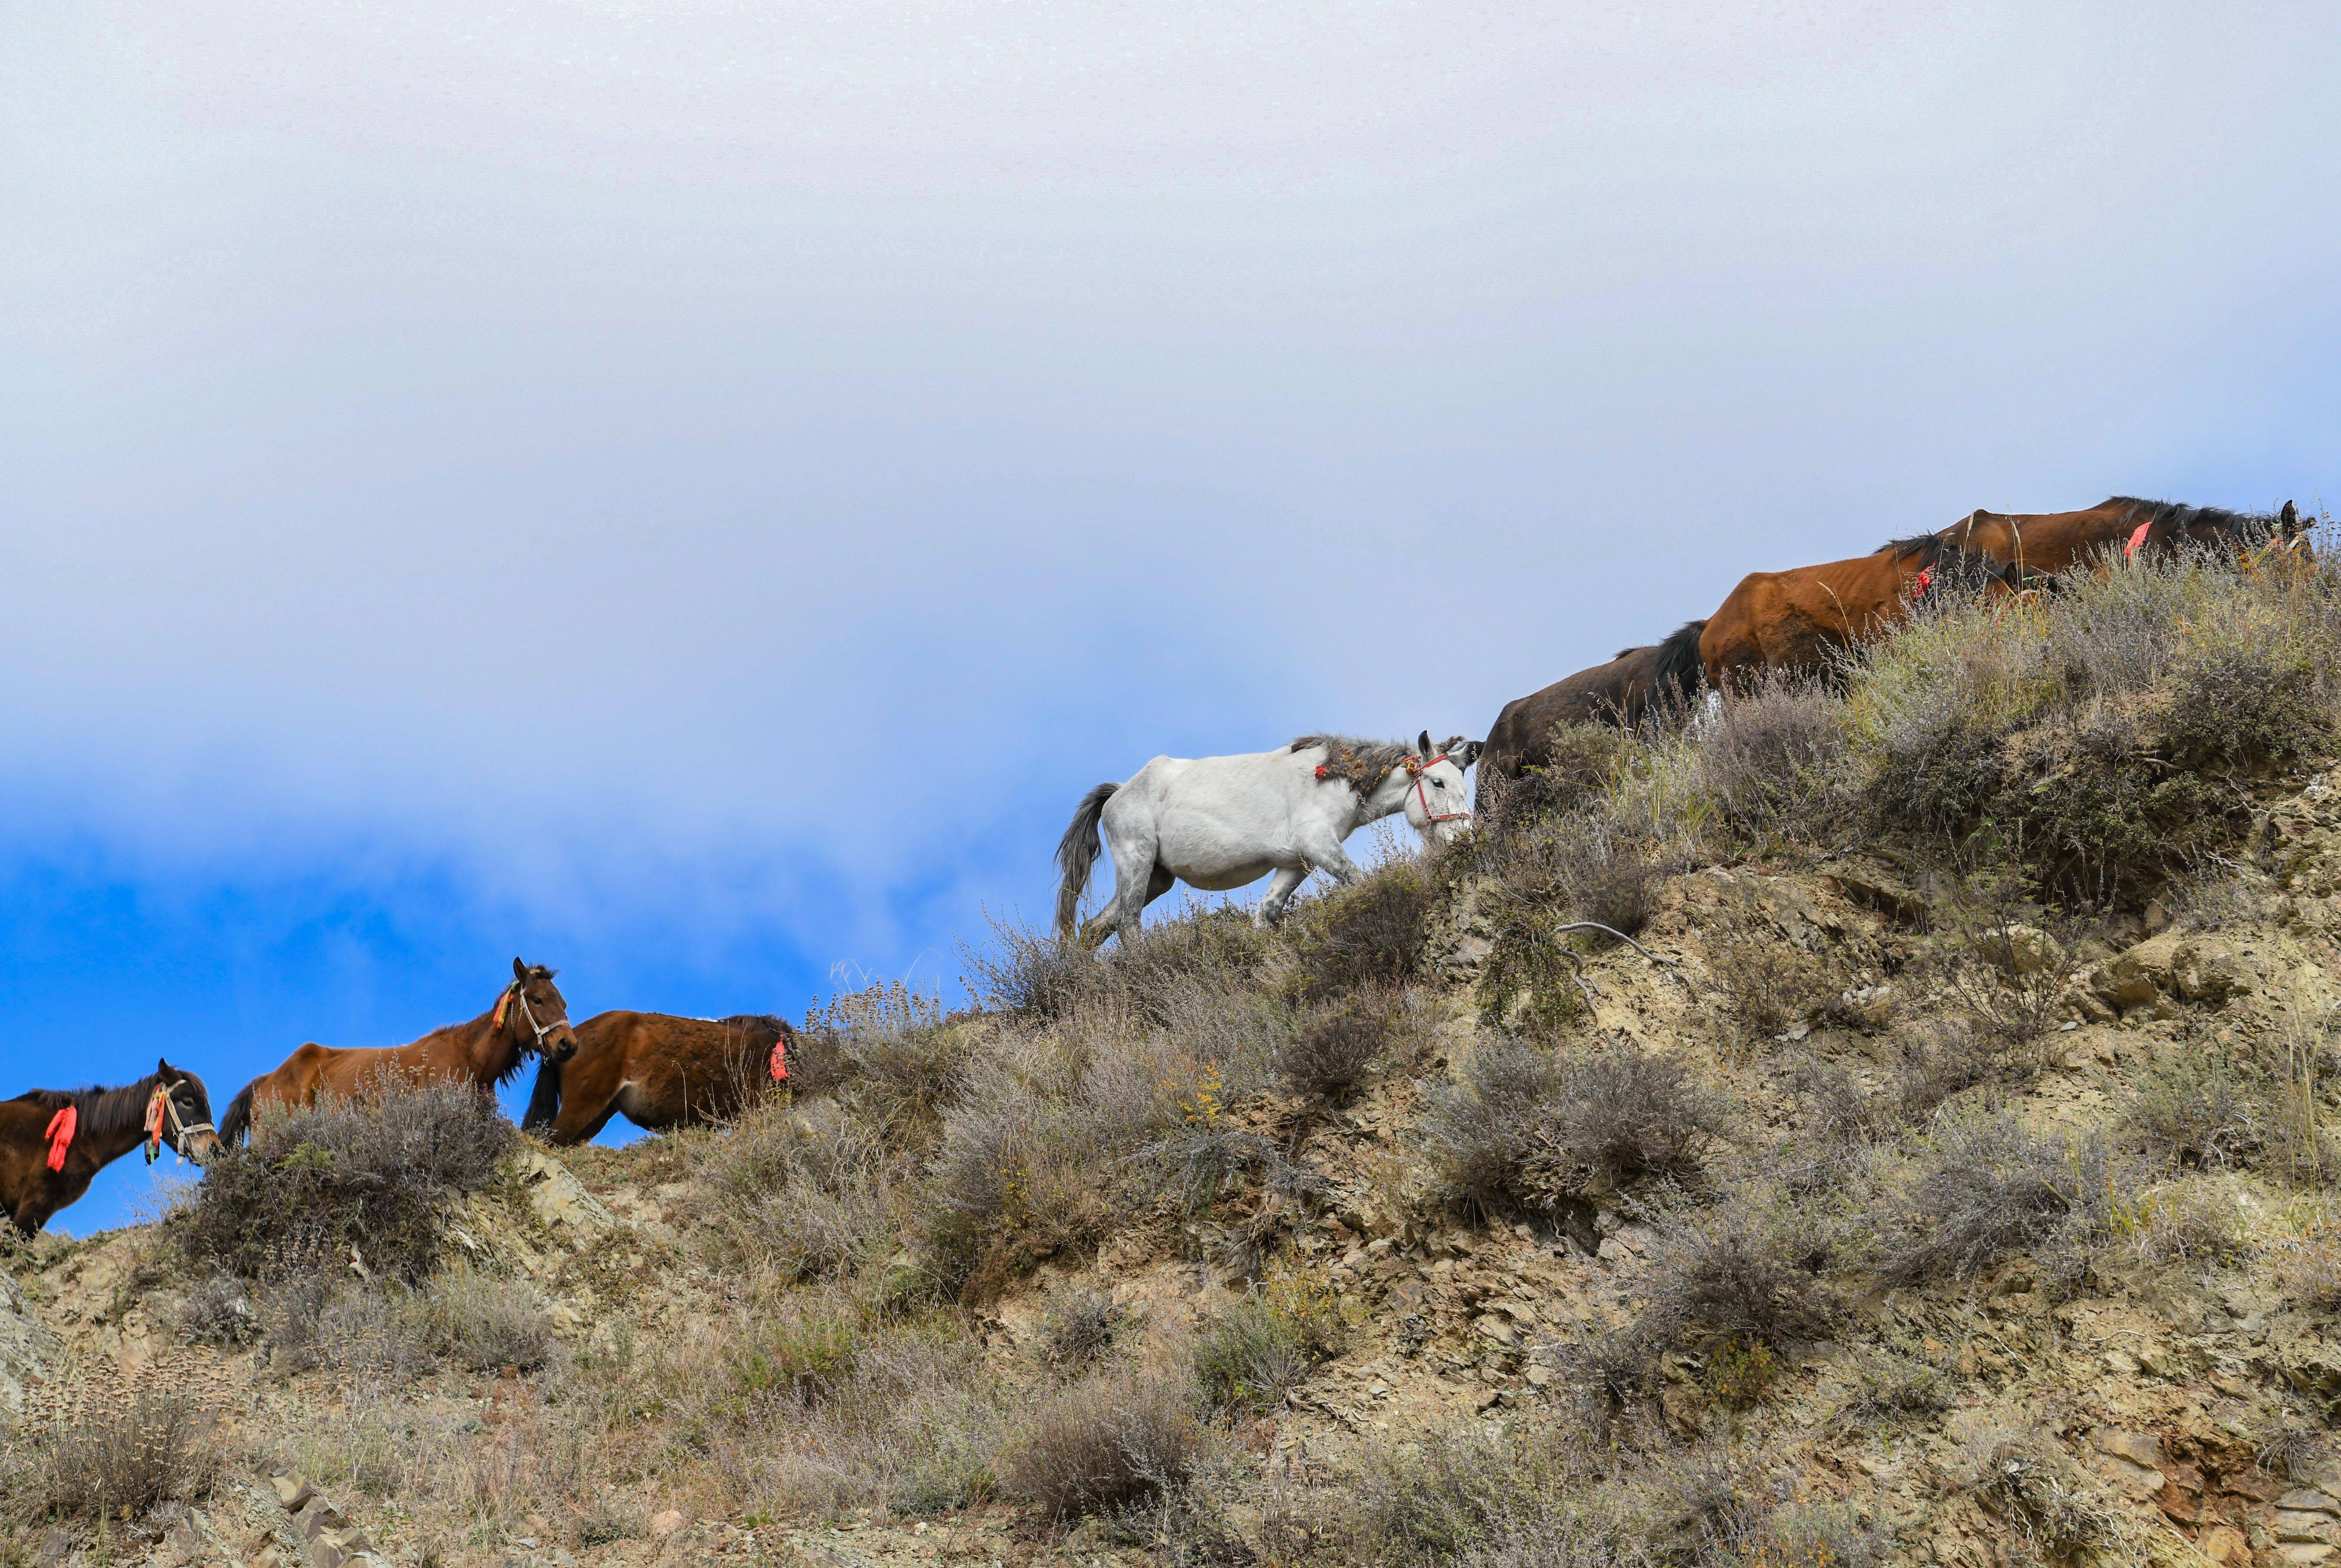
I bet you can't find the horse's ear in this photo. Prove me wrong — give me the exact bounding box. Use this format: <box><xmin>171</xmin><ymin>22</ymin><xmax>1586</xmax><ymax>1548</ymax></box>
<box><xmin>513</xmin><ymin>957</ymin><xmax>528</xmax><ymax>982</ymax></box>
<box><xmin>2282</xmin><ymin>500</ymin><xmax>2301</xmax><ymax>537</ymax></box>
<box><xmin>157</xmin><ymin>1057</ymin><xmax>171</xmax><ymax>1077</ymax></box>
<box><xmin>1417</xmin><ymin>730</ymin><xmax>1433</xmax><ymax>758</ymax></box>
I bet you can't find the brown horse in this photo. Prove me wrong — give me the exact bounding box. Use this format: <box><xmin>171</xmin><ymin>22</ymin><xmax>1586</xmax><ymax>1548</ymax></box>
<box><xmin>1</xmin><ymin>1061</ymin><xmax>220</xmax><ymax>1235</ymax></box>
<box><xmin>1476</xmin><ymin>621</ymin><xmax>1707</xmax><ymax>816</ymax></box>
<box><xmin>1700</xmin><ymin>533</ymin><xmax>2020</xmax><ymax>692</ymax></box>
<box><xmin>1941</xmin><ymin>496</ymin><xmax>2305</xmax><ymax>577</ymax></box>
<box><xmin>520</xmin><ymin>1011</ymin><xmax>792</xmax><ymax>1145</ymax></box>
<box><xmin>218</xmin><ymin>959</ymin><xmax>577</xmax><ymax>1143</ymax></box>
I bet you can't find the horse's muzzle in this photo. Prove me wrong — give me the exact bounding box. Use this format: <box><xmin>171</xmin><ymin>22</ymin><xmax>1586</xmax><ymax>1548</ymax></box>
<box><xmin>184</xmin><ymin>1131</ymin><xmax>223</xmax><ymax>1166</ymax></box>
<box><xmin>551</xmin><ymin>1033</ymin><xmax>580</xmax><ymax>1064</ymax></box>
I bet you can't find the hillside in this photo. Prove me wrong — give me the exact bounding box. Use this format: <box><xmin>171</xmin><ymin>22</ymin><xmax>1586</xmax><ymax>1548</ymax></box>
<box><xmin>3</xmin><ymin>541</ymin><xmax>2341</xmax><ymax>1568</ymax></box>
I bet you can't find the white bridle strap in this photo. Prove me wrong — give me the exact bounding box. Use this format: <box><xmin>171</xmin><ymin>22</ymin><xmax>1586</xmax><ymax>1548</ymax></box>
<box><xmin>508</xmin><ymin>984</ymin><xmax>570</xmax><ymax>1053</ymax></box>
<box><xmin>146</xmin><ymin>1079</ymin><xmax>217</xmax><ymax>1163</ymax></box>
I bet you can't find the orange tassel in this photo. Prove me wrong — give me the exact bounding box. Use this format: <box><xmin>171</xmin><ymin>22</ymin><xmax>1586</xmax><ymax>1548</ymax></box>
<box><xmin>44</xmin><ymin>1106</ymin><xmax>76</xmax><ymax>1172</ymax></box>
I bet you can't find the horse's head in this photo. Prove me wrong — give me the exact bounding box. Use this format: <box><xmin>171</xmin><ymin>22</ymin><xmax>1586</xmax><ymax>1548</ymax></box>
<box><xmin>1402</xmin><ymin>731</ymin><xmax>1481</xmax><ymax>844</ymax></box>
<box><xmin>151</xmin><ymin>1059</ymin><xmax>221</xmax><ymax>1165</ymax></box>
<box><xmin>502</xmin><ymin>958</ymin><xmax>580</xmax><ymax>1064</ymax></box>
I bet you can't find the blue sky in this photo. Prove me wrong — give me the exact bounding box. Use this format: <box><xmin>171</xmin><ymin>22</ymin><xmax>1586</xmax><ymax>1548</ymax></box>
<box><xmin>3</xmin><ymin>2</ymin><xmax>2336</xmax><ymax>1231</ymax></box>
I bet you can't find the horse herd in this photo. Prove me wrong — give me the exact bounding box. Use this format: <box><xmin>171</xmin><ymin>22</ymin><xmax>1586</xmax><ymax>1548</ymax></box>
<box><xmin>0</xmin><ymin>961</ymin><xmax>790</xmax><ymax>1236</ymax></box>
<box><xmin>1056</xmin><ymin>495</ymin><xmax>2311</xmax><ymax>940</ymax></box>
<box><xmin>0</xmin><ymin>495</ymin><xmax>2308</xmax><ymax>1238</ymax></box>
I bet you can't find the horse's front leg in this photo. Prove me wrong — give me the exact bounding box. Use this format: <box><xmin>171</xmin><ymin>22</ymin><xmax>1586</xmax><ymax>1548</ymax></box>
<box><xmin>1256</xmin><ymin>865</ymin><xmax>1308</xmax><ymax>926</ymax></box>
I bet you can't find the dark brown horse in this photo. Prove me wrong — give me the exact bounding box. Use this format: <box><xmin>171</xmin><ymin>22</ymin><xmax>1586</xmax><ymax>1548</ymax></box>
<box><xmin>1700</xmin><ymin>533</ymin><xmax>2020</xmax><ymax>691</ymax></box>
<box><xmin>1476</xmin><ymin>621</ymin><xmax>1707</xmax><ymax>815</ymax></box>
<box><xmin>1941</xmin><ymin>496</ymin><xmax>2305</xmax><ymax>576</ymax></box>
<box><xmin>1</xmin><ymin>1061</ymin><xmax>220</xmax><ymax>1235</ymax></box>
<box><xmin>218</xmin><ymin>959</ymin><xmax>577</xmax><ymax>1143</ymax></box>
<box><xmin>521</xmin><ymin>1011</ymin><xmax>793</xmax><ymax>1145</ymax></box>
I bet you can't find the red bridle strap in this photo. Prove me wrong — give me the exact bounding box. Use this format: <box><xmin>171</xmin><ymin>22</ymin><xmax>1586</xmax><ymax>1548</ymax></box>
<box><xmin>1408</xmin><ymin>753</ymin><xmax>1471</xmax><ymax>824</ymax></box>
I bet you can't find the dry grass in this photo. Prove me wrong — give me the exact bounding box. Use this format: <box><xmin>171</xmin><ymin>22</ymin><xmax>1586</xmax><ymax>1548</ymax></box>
<box><xmin>11</xmin><ymin>1391</ymin><xmax>222</xmax><ymax>1529</ymax></box>
<box><xmin>999</xmin><ymin>1367</ymin><xmax>1203</xmax><ymax>1519</ymax></box>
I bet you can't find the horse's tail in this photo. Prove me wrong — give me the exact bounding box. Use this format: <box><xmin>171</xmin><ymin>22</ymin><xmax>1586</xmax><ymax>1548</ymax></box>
<box><xmin>217</xmin><ymin>1081</ymin><xmax>258</xmax><ymax>1146</ymax></box>
<box><xmin>1054</xmin><ymin>782</ymin><xmax>1119</xmax><ymax>936</ymax></box>
<box><xmin>521</xmin><ymin>1056</ymin><xmax>563</xmax><ymax>1133</ymax></box>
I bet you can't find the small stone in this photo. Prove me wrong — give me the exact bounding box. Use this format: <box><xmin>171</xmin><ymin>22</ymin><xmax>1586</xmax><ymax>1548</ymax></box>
<box><xmin>273</xmin><ymin>1474</ymin><xmax>316</xmax><ymax>1512</ymax></box>
<box><xmin>2277</xmin><ymin>1513</ymin><xmax>2336</xmax><ymax>1544</ymax></box>
<box><xmin>650</xmin><ymin>1510</ymin><xmax>686</xmax><ymax>1537</ymax></box>
<box><xmin>2200</xmin><ymin>1525</ymin><xmax>2251</xmax><ymax>1566</ymax></box>
<box><xmin>2094</xmin><ymin>1430</ymin><xmax>2163</xmax><ymax>1471</ymax></box>
<box><xmin>2281</xmin><ymin>1492</ymin><xmax>2341</xmax><ymax>1516</ymax></box>
<box><xmin>1525</xmin><ymin>1362</ymin><xmax>1555</xmax><ymax>1388</ymax></box>
<box><xmin>2278</xmin><ymin>1546</ymin><xmax>2334</xmax><ymax>1567</ymax></box>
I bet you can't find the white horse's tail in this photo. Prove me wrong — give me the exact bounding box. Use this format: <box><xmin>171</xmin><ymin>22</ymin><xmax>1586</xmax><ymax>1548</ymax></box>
<box><xmin>1055</xmin><ymin>782</ymin><xmax>1119</xmax><ymax>936</ymax></box>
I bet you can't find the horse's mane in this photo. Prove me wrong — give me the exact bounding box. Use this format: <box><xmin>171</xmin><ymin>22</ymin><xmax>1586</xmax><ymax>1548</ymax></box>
<box><xmin>2107</xmin><ymin>496</ymin><xmax>2285</xmax><ymax>542</ymax></box>
<box><xmin>1290</xmin><ymin>735</ymin><xmax>1414</xmax><ymax>795</ymax></box>
<box><xmin>8</xmin><ymin>1072</ymin><xmax>164</xmax><ymax>1138</ymax></box>
<box><xmin>1651</xmin><ymin>620</ymin><xmax>1708</xmax><ymax>700</ymax></box>
<box><xmin>1878</xmin><ymin>532</ymin><xmax>2021</xmax><ymax>584</ymax></box>
<box><xmin>718</xmin><ymin>1013</ymin><xmax>790</xmax><ymax>1036</ymax></box>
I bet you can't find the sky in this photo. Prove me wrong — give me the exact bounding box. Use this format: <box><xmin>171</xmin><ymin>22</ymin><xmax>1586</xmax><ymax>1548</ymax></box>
<box><xmin>2</xmin><ymin>2</ymin><xmax>2336</xmax><ymax>1231</ymax></box>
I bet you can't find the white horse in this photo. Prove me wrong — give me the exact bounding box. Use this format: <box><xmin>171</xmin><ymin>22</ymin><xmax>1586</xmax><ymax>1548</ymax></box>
<box><xmin>1055</xmin><ymin>731</ymin><xmax>1483</xmax><ymax>944</ymax></box>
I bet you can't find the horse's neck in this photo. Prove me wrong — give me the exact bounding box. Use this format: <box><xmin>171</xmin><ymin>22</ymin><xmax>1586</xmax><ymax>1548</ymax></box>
<box><xmin>67</xmin><ymin>1076</ymin><xmax>159</xmax><ymax>1166</ymax></box>
<box><xmin>456</xmin><ymin>1010</ymin><xmax>522</xmax><ymax>1084</ymax></box>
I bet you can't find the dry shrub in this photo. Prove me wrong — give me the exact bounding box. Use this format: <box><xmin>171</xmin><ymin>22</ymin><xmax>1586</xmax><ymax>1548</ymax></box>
<box><xmin>399</xmin><ymin>1269</ymin><xmax>555</xmax><ymax>1373</ymax></box>
<box><xmin>2131</xmin><ymin>1057</ymin><xmax>2265</xmax><ymax>1170</ymax></box>
<box><xmin>17</xmin><ymin>1391</ymin><xmax>221</xmax><ymax>1527</ymax></box>
<box><xmin>1344</xmin><ymin>1422</ymin><xmax>1593</xmax><ymax>1565</ymax></box>
<box><xmin>1697</xmin><ymin>674</ymin><xmax>1850</xmax><ymax>846</ymax></box>
<box><xmin>1190</xmin><ymin>1256</ymin><xmax>1352</xmax><ymax>1415</ymax></box>
<box><xmin>1838</xmin><ymin>1349</ymin><xmax>1954</xmax><ymax>1426</ymax></box>
<box><xmin>1289</xmin><ymin>860</ymin><xmax>1432</xmax><ymax>1001</ymax></box>
<box><xmin>172</xmin><ymin>1075</ymin><xmax>514</xmax><ymax>1283</ymax></box>
<box><xmin>1872</xmin><ymin>1113</ymin><xmax>2141</xmax><ymax>1291</ymax></box>
<box><xmin>1488</xmin><ymin>722</ymin><xmax>1641</xmax><ymax>829</ymax></box>
<box><xmin>961</xmin><ymin>912</ymin><xmax>1101</xmax><ymax>1023</ymax></box>
<box><xmin>1422</xmin><ymin>1040</ymin><xmax>1725</xmax><ymax>1219</ymax></box>
<box><xmin>1277</xmin><ymin>992</ymin><xmax>1393</xmax><ymax>1102</ymax></box>
<box><xmin>923</xmin><ymin>1053</ymin><xmax>1119</xmax><ymax>1299</ymax></box>
<box><xmin>792</xmin><ymin>981</ymin><xmax>970</xmax><ymax>1140</ymax></box>
<box><xmin>1965</xmin><ymin>1429</ymin><xmax>2125</xmax><ymax>1564</ymax></box>
<box><xmin>688</xmin><ymin>1096</ymin><xmax>908</xmax><ymax>1282</ymax></box>
<box><xmin>1034</xmin><ymin>1283</ymin><xmax>1118</xmax><ymax>1370</ymax></box>
<box><xmin>1000</xmin><ymin>1367</ymin><xmax>1203</xmax><ymax>1519</ymax></box>
<box><xmin>2275</xmin><ymin>1231</ymin><xmax>2341</xmax><ymax>1312</ymax></box>
<box><xmin>650</xmin><ymin>1300</ymin><xmax>1007</xmax><ymax>1520</ymax></box>
<box><xmin>1702</xmin><ymin>885</ymin><xmax>1833</xmax><ymax>1046</ymax></box>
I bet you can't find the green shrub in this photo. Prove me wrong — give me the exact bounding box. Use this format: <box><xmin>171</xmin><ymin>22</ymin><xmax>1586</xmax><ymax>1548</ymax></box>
<box><xmin>1190</xmin><ymin>1257</ymin><xmax>1351</xmax><ymax>1416</ymax></box>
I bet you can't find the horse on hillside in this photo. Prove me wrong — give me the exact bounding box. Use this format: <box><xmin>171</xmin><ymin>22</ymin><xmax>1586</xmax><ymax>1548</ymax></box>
<box><xmin>1</xmin><ymin>1061</ymin><xmax>219</xmax><ymax>1235</ymax></box>
<box><xmin>1941</xmin><ymin>496</ymin><xmax>2305</xmax><ymax>577</ymax></box>
<box><xmin>219</xmin><ymin>959</ymin><xmax>577</xmax><ymax>1143</ymax></box>
<box><xmin>1476</xmin><ymin>621</ymin><xmax>1707</xmax><ymax>816</ymax></box>
<box><xmin>522</xmin><ymin>1011</ymin><xmax>793</xmax><ymax>1145</ymax></box>
<box><xmin>1700</xmin><ymin>533</ymin><xmax>2021</xmax><ymax>692</ymax></box>
<box><xmin>1056</xmin><ymin>730</ymin><xmax>1482</xmax><ymax>944</ymax></box>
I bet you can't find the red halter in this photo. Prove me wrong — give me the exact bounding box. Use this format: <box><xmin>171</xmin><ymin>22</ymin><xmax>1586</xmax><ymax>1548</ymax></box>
<box><xmin>1407</xmin><ymin>753</ymin><xmax>1471</xmax><ymax>825</ymax></box>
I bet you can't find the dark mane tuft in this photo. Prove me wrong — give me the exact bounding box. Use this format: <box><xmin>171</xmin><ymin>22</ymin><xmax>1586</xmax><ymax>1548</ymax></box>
<box><xmin>1652</xmin><ymin>620</ymin><xmax>1707</xmax><ymax>703</ymax></box>
<box><xmin>2108</xmin><ymin>496</ymin><xmax>2286</xmax><ymax>542</ymax></box>
<box><xmin>10</xmin><ymin>1072</ymin><xmax>169</xmax><ymax>1139</ymax></box>
<box><xmin>1290</xmin><ymin>734</ymin><xmax>1414</xmax><ymax>796</ymax></box>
